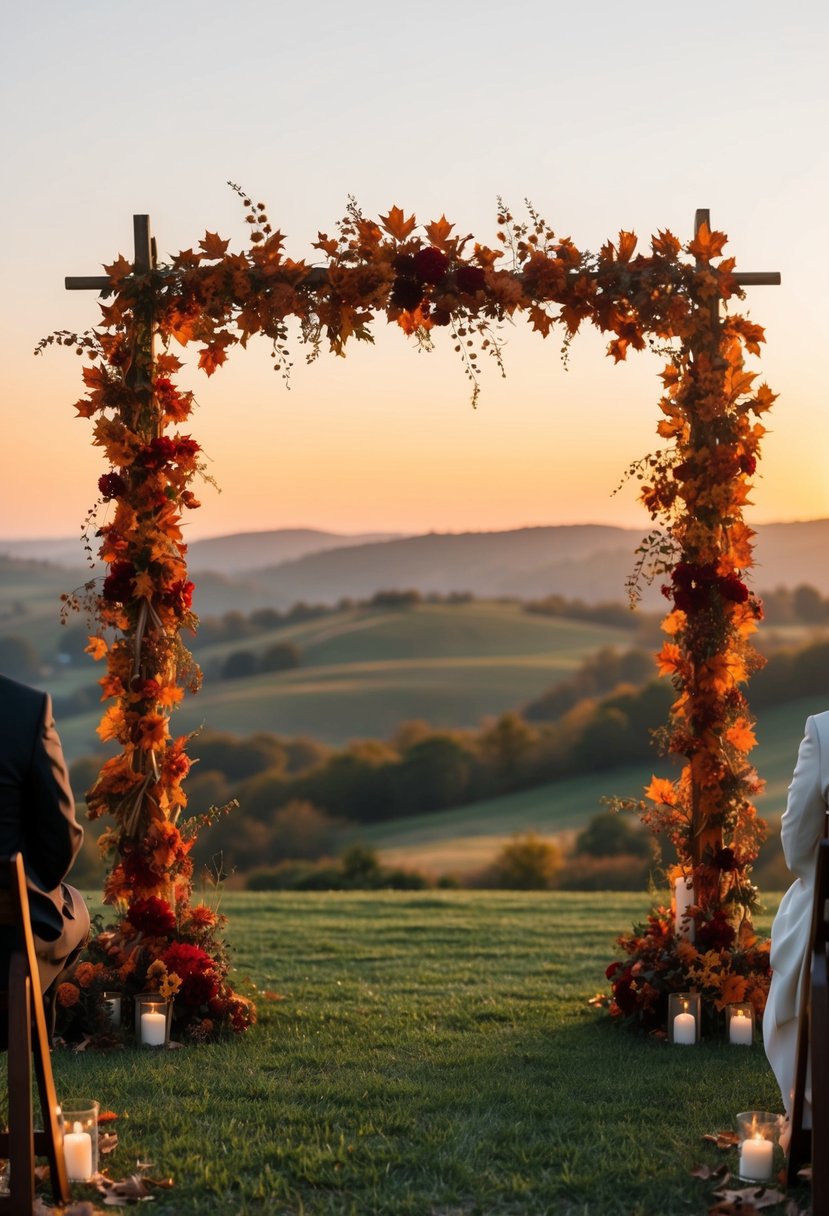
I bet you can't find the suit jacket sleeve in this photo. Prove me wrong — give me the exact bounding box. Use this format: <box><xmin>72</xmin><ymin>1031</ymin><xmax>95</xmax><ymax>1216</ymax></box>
<box><xmin>22</xmin><ymin>693</ymin><xmax>83</xmax><ymax>892</ymax></box>
<box><xmin>780</xmin><ymin>715</ymin><xmax>828</xmax><ymax>882</ymax></box>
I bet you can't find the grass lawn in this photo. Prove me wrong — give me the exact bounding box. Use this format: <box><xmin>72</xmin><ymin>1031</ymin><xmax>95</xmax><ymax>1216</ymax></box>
<box><xmin>44</xmin><ymin>890</ymin><xmax>806</xmax><ymax>1215</ymax></box>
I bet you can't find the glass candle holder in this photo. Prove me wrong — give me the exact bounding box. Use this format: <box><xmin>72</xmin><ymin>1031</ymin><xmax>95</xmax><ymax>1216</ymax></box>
<box><xmin>727</xmin><ymin>1003</ymin><xmax>754</xmax><ymax>1046</ymax></box>
<box><xmin>668</xmin><ymin>992</ymin><xmax>700</xmax><ymax>1044</ymax></box>
<box><xmin>59</xmin><ymin>1099</ymin><xmax>99</xmax><ymax>1181</ymax></box>
<box><xmin>673</xmin><ymin>874</ymin><xmax>695</xmax><ymax>941</ymax></box>
<box><xmin>101</xmin><ymin>991</ymin><xmax>122</xmax><ymax>1029</ymax></box>
<box><xmin>135</xmin><ymin>993</ymin><xmax>171</xmax><ymax>1047</ymax></box>
<box><xmin>736</xmin><ymin>1111</ymin><xmax>780</xmax><ymax>1181</ymax></box>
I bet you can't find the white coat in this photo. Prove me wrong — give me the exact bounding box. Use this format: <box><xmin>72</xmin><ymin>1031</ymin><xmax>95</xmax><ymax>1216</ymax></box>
<box><xmin>763</xmin><ymin>712</ymin><xmax>829</xmax><ymax>1126</ymax></box>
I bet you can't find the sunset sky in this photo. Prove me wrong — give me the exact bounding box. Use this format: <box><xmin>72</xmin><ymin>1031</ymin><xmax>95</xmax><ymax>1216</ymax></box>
<box><xmin>2</xmin><ymin>1</ymin><xmax>827</xmax><ymax>542</ymax></box>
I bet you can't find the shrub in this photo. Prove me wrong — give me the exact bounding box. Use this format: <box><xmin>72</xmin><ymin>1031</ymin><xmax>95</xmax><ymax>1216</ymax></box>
<box><xmin>484</xmin><ymin>833</ymin><xmax>562</xmax><ymax>890</ymax></box>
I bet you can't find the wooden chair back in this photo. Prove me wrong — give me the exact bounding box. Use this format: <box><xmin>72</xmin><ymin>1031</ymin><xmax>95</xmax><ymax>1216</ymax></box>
<box><xmin>787</xmin><ymin>836</ymin><xmax>829</xmax><ymax>1215</ymax></box>
<box><xmin>0</xmin><ymin>853</ymin><xmax>69</xmax><ymax>1213</ymax></box>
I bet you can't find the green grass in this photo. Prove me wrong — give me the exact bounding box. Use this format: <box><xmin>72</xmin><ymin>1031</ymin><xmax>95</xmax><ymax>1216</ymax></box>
<box><xmin>53</xmin><ymin>603</ymin><xmax>632</xmax><ymax>760</ymax></box>
<box><xmin>48</xmin><ymin>891</ymin><xmax>802</xmax><ymax>1216</ymax></box>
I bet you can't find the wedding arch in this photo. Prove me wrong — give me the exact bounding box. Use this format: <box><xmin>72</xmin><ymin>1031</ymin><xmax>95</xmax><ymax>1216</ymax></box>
<box><xmin>42</xmin><ymin>190</ymin><xmax>780</xmax><ymax>1036</ymax></box>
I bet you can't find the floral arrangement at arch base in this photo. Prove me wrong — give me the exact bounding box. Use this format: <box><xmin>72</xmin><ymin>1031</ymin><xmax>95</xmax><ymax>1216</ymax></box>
<box><xmin>41</xmin><ymin>187</ymin><xmax>776</xmax><ymax>1040</ymax></box>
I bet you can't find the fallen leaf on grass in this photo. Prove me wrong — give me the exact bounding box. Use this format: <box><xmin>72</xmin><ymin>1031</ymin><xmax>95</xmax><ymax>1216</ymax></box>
<box><xmin>263</xmin><ymin>990</ymin><xmax>286</xmax><ymax>1001</ymax></box>
<box><xmin>709</xmin><ymin>1202</ymin><xmax>758</xmax><ymax>1215</ymax></box>
<box><xmin>98</xmin><ymin>1110</ymin><xmax>120</xmax><ymax>1124</ymax></box>
<box><xmin>703</xmin><ymin>1131</ymin><xmax>741</xmax><ymax>1150</ymax></box>
<box><xmin>712</xmin><ymin>1185</ymin><xmax>787</xmax><ymax>1210</ymax></box>
<box><xmin>691</xmin><ymin>1162</ymin><xmax>730</xmax><ymax>1181</ymax></box>
<box><xmin>33</xmin><ymin>1199</ymin><xmax>101</xmax><ymax>1215</ymax></box>
<box><xmin>99</xmin><ymin>1132</ymin><xmax>118</xmax><ymax>1155</ymax></box>
<box><xmin>95</xmin><ymin>1169</ymin><xmax>174</xmax><ymax>1205</ymax></box>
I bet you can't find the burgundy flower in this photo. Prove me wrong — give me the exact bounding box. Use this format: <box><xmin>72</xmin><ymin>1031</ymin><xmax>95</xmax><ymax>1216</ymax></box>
<box><xmin>719</xmin><ymin>575</ymin><xmax>749</xmax><ymax>603</ymax></box>
<box><xmin>180</xmin><ymin>969</ymin><xmax>220</xmax><ymax>1007</ymax></box>
<box><xmin>739</xmin><ymin>455</ymin><xmax>757</xmax><ymax>476</ymax></box>
<box><xmin>102</xmin><ymin>560</ymin><xmax>136</xmax><ymax>603</ymax></box>
<box><xmin>695</xmin><ymin>912</ymin><xmax>736</xmax><ymax>951</ymax></box>
<box><xmin>713</xmin><ymin>847</ymin><xmax>740</xmax><ymax>873</ymax></box>
<box><xmin>162</xmin><ymin>940</ymin><xmax>213</xmax><ymax>979</ymax></box>
<box><xmin>98</xmin><ymin>472</ymin><xmax>127</xmax><ymax>501</ymax></box>
<box><xmin>390</xmin><ymin>277</ymin><xmax>424</xmax><ymax>311</ymax></box>
<box><xmin>174</xmin><ymin>437</ymin><xmax>200</xmax><ymax>461</ymax></box>
<box><xmin>139</xmin><ymin>436</ymin><xmax>178</xmax><ymax>470</ymax></box>
<box><xmin>413</xmin><ymin>246</ymin><xmax>449</xmax><ymax>285</ymax></box>
<box><xmin>431</xmin><ymin>307</ymin><xmax>452</xmax><ymax>327</ymax></box>
<box><xmin>455</xmin><ymin>264</ymin><xmax>486</xmax><ymax>294</ymax></box>
<box><xmin>127</xmin><ymin>896</ymin><xmax>176</xmax><ymax>937</ymax></box>
<box><xmin>392</xmin><ymin>253</ymin><xmax>417</xmax><ymax>277</ymax></box>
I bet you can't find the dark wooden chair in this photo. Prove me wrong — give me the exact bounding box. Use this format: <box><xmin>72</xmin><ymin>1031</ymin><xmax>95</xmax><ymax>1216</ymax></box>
<box><xmin>0</xmin><ymin>853</ymin><xmax>69</xmax><ymax>1213</ymax></box>
<box><xmin>787</xmin><ymin>837</ymin><xmax>829</xmax><ymax>1214</ymax></box>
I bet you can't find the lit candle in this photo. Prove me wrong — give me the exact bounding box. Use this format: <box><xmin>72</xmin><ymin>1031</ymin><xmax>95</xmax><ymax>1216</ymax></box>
<box><xmin>141</xmin><ymin>1008</ymin><xmax>166</xmax><ymax>1046</ymax></box>
<box><xmin>729</xmin><ymin>1011</ymin><xmax>753</xmax><ymax>1046</ymax></box>
<box><xmin>740</xmin><ymin>1134</ymin><xmax>773</xmax><ymax>1180</ymax></box>
<box><xmin>63</xmin><ymin>1120</ymin><xmax>93</xmax><ymax>1180</ymax></box>
<box><xmin>673</xmin><ymin>1001</ymin><xmax>696</xmax><ymax>1045</ymax></box>
<box><xmin>674</xmin><ymin>875</ymin><xmax>695</xmax><ymax>941</ymax></box>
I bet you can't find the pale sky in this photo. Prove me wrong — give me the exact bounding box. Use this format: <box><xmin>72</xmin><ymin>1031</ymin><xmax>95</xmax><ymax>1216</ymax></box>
<box><xmin>2</xmin><ymin>1</ymin><xmax>827</xmax><ymax>541</ymax></box>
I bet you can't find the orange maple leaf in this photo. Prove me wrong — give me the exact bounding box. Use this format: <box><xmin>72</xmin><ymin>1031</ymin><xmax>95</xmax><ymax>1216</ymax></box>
<box><xmin>379</xmin><ymin>206</ymin><xmax>417</xmax><ymax>241</ymax></box>
<box><xmin>103</xmin><ymin>255</ymin><xmax>133</xmax><ymax>285</ymax></box>
<box><xmin>424</xmin><ymin>215</ymin><xmax>454</xmax><ymax>250</ymax></box>
<box><xmin>726</xmin><ymin>720</ymin><xmax>757</xmax><ymax>753</ymax></box>
<box><xmin>645</xmin><ymin>776</ymin><xmax>676</xmax><ymax>806</ymax></box>
<box><xmin>198</xmin><ymin>344</ymin><xmax>229</xmax><ymax>376</ymax></box>
<box><xmin>199</xmin><ymin>231</ymin><xmax>231</xmax><ymax>259</ymax></box>
<box><xmin>85</xmin><ymin>636</ymin><xmax>108</xmax><ymax>661</ymax></box>
<box><xmin>616</xmin><ymin>231</ymin><xmax>638</xmax><ymax>262</ymax></box>
<box><xmin>688</xmin><ymin>222</ymin><xmax>728</xmax><ymax>263</ymax></box>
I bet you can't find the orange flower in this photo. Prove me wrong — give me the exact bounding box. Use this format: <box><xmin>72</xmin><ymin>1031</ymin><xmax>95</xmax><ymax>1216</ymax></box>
<box><xmin>56</xmin><ymin>983</ymin><xmax>80</xmax><ymax>1008</ymax></box>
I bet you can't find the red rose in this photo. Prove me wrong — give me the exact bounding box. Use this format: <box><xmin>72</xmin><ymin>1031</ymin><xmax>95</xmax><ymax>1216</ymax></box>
<box><xmin>719</xmin><ymin>575</ymin><xmax>749</xmax><ymax>604</ymax></box>
<box><xmin>174</xmin><ymin>437</ymin><xmax>200</xmax><ymax>461</ymax></box>
<box><xmin>139</xmin><ymin>436</ymin><xmax>178</xmax><ymax>470</ymax></box>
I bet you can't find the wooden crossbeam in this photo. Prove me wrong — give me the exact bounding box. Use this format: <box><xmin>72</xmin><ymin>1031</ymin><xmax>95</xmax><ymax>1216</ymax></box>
<box><xmin>66</xmin><ymin>210</ymin><xmax>781</xmax><ymax>295</ymax></box>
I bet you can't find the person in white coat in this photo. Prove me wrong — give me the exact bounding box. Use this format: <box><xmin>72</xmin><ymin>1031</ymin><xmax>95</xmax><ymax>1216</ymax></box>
<box><xmin>764</xmin><ymin>712</ymin><xmax>829</xmax><ymax>1142</ymax></box>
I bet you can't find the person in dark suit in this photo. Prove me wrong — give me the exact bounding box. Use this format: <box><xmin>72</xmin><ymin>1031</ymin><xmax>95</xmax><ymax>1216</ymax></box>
<box><xmin>0</xmin><ymin>674</ymin><xmax>89</xmax><ymax>1028</ymax></box>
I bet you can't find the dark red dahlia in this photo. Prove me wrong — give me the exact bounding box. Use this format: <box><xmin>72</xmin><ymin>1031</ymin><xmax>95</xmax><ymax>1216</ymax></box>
<box><xmin>390</xmin><ymin>277</ymin><xmax>424</xmax><ymax>311</ymax></box>
<box><xmin>127</xmin><ymin>896</ymin><xmax>176</xmax><ymax>936</ymax></box>
<box><xmin>455</xmin><ymin>264</ymin><xmax>486</xmax><ymax>294</ymax></box>
<box><xmin>102</xmin><ymin>560</ymin><xmax>136</xmax><ymax>603</ymax></box>
<box><xmin>98</xmin><ymin>472</ymin><xmax>127</xmax><ymax>501</ymax></box>
<box><xmin>413</xmin><ymin>246</ymin><xmax>449</xmax><ymax>285</ymax></box>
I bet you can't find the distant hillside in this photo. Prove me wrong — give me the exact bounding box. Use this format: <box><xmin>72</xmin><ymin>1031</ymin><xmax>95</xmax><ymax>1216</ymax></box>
<box><xmin>4</xmin><ymin>519</ymin><xmax>829</xmax><ymax>620</ymax></box>
<box><xmin>0</xmin><ymin>528</ymin><xmax>401</xmax><ymax>574</ymax></box>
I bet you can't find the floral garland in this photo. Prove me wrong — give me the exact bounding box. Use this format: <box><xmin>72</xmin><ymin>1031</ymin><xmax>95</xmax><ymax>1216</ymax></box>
<box><xmin>41</xmin><ymin>188</ymin><xmax>774</xmax><ymax>1038</ymax></box>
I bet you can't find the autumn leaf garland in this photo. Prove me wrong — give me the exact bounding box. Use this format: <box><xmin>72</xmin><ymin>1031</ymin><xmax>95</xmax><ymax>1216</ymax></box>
<box><xmin>44</xmin><ymin>189</ymin><xmax>776</xmax><ymax>1038</ymax></box>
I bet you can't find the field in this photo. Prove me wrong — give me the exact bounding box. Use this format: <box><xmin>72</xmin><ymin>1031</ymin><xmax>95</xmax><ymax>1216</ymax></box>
<box><xmin>360</xmin><ymin>694</ymin><xmax>827</xmax><ymax>878</ymax></box>
<box><xmin>50</xmin><ymin>601</ymin><xmax>635</xmax><ymax>760</ymax></box>
<box><xmin>48</xmin><ymin>890</ymin><xmax>800</xmax><ymax>1216</ymax></box>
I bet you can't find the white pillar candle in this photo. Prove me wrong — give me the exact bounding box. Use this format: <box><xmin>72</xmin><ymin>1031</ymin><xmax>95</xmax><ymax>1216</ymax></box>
<box><xmin>729</xmin><ymin>1012</ymin><xmax>753</xmax><ymax>1046</ymax></box>
<box><xmin>739</xmin><ymin>1135</ymin><xmax>773</xmax><ymax>1180</ymax></box>
<box><xmin>141</xmin><ymin>1009</ymin><xmax>166</xmax><ymax>1046</ymax></box>
<box><xmin>64</xmin><ymin>1120</ymin><xmax>93</xmax><ymax>1180</ymax></box>
<box><xmin>673</xmin><ymin>1011</ymin><xmax>696</xmax><ymax>1045</ymax></box>
<box><xmin>674</xmin><ymin>875</ymin><xmax>695</xmax><ymax>941</ymax></box>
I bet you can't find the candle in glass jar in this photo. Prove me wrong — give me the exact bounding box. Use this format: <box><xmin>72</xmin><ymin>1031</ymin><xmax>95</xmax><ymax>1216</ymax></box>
<box><xmin>141</xmin><ymin>1008</ymin><xmax>166</xmax><ymax>1046</ymax></box>
<box><xmin>740</xmin><ymin>1134</ymin><xmax>773</xmax><ymax>1180</ymax></box>
<box><xmin>63</xmin><ymin>1120</ymin><xmax>93</xmax><ymax>1180</ymax></box>
<box><xmin>673</xmin><ymin>999</ymin><xmax>696</xmax><ymax>1045</ymax></box>
<box><xmin>729</xmin><ymin>1012</ymin><xmax>753</xmax><ymax>1045</ymax></box>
